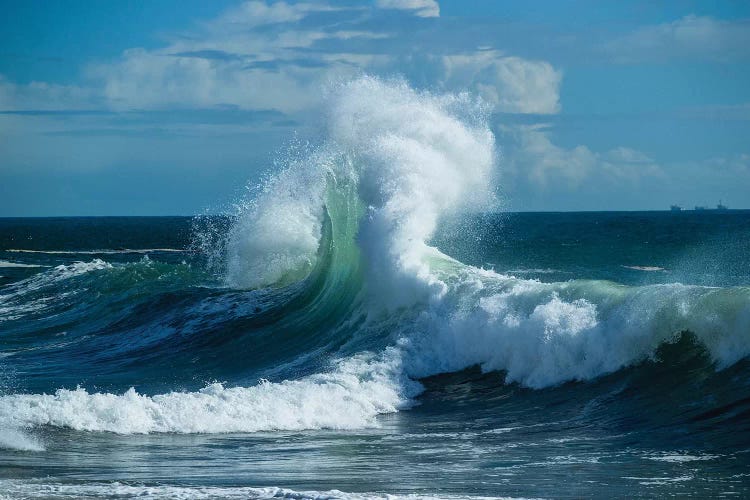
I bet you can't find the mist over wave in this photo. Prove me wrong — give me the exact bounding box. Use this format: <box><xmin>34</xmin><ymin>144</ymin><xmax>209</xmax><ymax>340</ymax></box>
<box><xmin>1</xmin><ymin>77</ymin><xmax>749</xmax><ymax>450</ymax></box>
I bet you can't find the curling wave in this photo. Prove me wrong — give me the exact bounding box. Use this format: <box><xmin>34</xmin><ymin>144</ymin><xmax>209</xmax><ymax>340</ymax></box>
<box><xmin>1</xmin><ymin>76</ymin><xmax>749</xmax><ymax>444</ymax></box>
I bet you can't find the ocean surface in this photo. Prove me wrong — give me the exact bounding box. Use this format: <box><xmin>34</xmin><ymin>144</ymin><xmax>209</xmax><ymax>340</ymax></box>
<box><xmin>1</xmin><ymin>78</ymin><xmax>750</xmax><ymax>499</ymax></box>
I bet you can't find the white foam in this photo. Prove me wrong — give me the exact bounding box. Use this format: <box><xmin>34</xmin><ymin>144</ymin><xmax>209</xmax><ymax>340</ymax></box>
<box><xmin>623</xmin><ymin>474</ymin><xmax>694</xmax><ymax>486</ymax></box>
<box><xmin>0</xmin><ymin>260</ymin><xmax>48</xmax><ymax>268</ymax></box>
<box><xmin>0</xmin><ymin>480</ymin><xmax>521</xmax><ymax>500</ymax></box>
<box><xmin>1</xmin><ymin>259</ymin><xmax>111</xmax><ymax>294</ymax></box>
<box><xmin>401</xmin><ymin>269</ymin><xmax>750</xmax><ymax>388</ymax></box>
<box><xmin>0</xmin><ymin>354</ymin><xmax>417</xmax><ymax>435</ymax></box>
<box><xmin>0</xmin><ymin>260</ymin><xmax>111</xmax><ymax>321</ymax></box>
<box><xmin>24</xmin><ymin>259</ymin><xmax>111</xmax><ymax>284</ymax></box>
<box><xmin>645</xmin><ymin>452</ymin><xmax>721</xmax><ymax>463</ymax></box>
<box><xmin>622</xmin><ymin>265</ymin><xmax>666</xmax><ymax>272</ymax></box>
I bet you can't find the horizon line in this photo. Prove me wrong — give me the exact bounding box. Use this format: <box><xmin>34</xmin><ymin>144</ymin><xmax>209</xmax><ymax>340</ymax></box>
<box><xmin>2</xmin><ymin>208</ymin><xmax>750</xmax><ymax>218</ymax></box>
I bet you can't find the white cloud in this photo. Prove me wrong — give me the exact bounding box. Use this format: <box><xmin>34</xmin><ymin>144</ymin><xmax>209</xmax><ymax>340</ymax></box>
<box><xmin>213</xmin><ymin>1</ymin><xmax>336</xmax><ymax>28</ymax></box>
<box><xmin>86</xmin><ymin>2</ymin><xmax>371</xmax><ymax>113</ymax></box>
<box><xmin>442</xmin><ymin>51</ymin><xmax>562</xmax><ymax>114</ymax></box>
<box><xmin>506</xmin><ymin>125</ymin><xmax>595</xmax><ymax>186</ymax></box>
<box><xmin>84</xmin><ymin>3</ymin><xmax>557</xmax><ymax>116</ymax></box>
<box><xmin>600</xmin><ymin>146</ymin><xmax>665</xmax><ymax>183</ymax></box>
<box><xmin>90</xmin><ymin>48</ymin><xmax>336</xmax><ymax>113</ymax></box>
<box><xmin>605</xmin><ymin>15</ymin><xmax>750</xmax><ymax>63</ymax></box>
<box><xmin>1</xmin><ymin>1</ymin><xmax>559</xmax><ymax>121</ymax></box>
<box><xmin>375</xmin><ymin>0</ymin><xmax>439</xmax><ymax>18</ymax></box>
<box><xmin>0</xmin><ymin>76</ymin><xmax>97</xmax><ymax>111</ymax></box>
<box><xmin>502</xmin><ymin>125</ymin><xmax>664</xmax><ymax>187</ymax></box>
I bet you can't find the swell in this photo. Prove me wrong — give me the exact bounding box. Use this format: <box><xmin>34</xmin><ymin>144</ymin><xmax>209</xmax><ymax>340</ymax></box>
<box><xmin>0</xmin><ymin>203</ymin><xmax>362</xmax><ymax>393</ymax></box>
<box><xmin>417</xmin><ymin>332</ymin><xmax>750</xmax><ymax>451</ymax></box>
<box><xmin>1</xmin><ymin>76</ymin><xmax>749</xmax><ymax>447</ymax></box>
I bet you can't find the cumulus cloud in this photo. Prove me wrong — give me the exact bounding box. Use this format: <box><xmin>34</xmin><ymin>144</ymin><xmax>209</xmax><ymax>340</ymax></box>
<box><xmin>604</xmin><ymin>15</ymin><xmax>750</xmax><ymax>63</ymax></box>
<box><xmin>375</xmin><ymin>0</ymin><xmax>439</xmax><ymax>18</ymax></box>
<box><xmin>502</xmin><ymin>125</ymin><xmax>664</xmax><ymax>188</ymax></box>
<box><xmin>79</xmin><ymin>1</ymin><xmax>556</xmax><ymax>116</ymax></box>
<box><xmin>84</xmin><ymin>2</ymin><xmax>377</xmax><ymax>113</ymax></box>
<box><xmin>0</xmin><ymin>0</ymin><xmax>562</xmax><ymax>120</ymax></box>
<box><xmin>1</xmin><ymin>0</ymin><xmax>564</xmax><ymax>173</ymax></box>
<box><xmin>442</xmin><ymin>51</ymin><xmax>562</xmax><ymax>114</ymax></box>
<box><xmin>89</xmin><ymin>48</ymin><xmax>337</xmax><ymax>113</ymax></box>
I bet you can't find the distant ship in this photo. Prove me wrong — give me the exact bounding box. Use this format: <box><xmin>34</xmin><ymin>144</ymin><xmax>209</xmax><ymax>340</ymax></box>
<box><xmin>690</xmin><ymin>201</ymin><xmax>728</xmax><ymax>212</ymax></box>
<box><xmin>670</xmin><ymin>205</ymin><xmax>682</xmax><ymax>212</ymax></box>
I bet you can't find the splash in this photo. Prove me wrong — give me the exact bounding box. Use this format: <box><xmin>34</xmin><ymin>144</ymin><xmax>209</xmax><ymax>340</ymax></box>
<box><xmin>222</xmin><ymin>76</ymin><xmax>497</xmax><ymax>300</ymax></box>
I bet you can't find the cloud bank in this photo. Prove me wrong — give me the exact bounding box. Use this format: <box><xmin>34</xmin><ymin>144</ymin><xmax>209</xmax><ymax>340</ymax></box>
<box><xmin>605</xmin><ymin>15</ymin><xmax>750</xmax><ymax>63</ymax></box>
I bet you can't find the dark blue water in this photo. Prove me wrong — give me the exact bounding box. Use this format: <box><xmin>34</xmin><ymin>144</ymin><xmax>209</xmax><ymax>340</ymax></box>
<box><xmin>1</xmin><ymin>212</ymin><xmax>749</xmax><ymax>499</ymax></box>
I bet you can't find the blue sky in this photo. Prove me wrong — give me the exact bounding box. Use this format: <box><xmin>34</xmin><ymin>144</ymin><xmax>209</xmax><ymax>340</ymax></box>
<box><xmin>1</xmin><ymin>0</ymin><xmax>749</xmax><ymax>215</ymax></box>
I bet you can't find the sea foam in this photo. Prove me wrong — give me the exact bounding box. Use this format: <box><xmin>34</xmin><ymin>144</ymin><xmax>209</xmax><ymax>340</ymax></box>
<box><xmin>0</xmin><ymin>480</ymin><xmax>517</xmax><ymax>500</ymax></box>
<box><xmin>0</xmin><ymin>354</ymin><xmax>416</xmax><ymax>435</ymax></box>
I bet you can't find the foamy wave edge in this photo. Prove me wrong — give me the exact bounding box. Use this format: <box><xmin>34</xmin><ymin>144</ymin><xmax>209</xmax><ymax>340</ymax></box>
<box><xmin>0</xmin><ymin>354</ymin><xmax>418</xmax><ymax>435</ymax></box>
<box><xmin>0</xmin><ymin>480</ymin><xmax>521</xmax><ymax>500</ymax></box>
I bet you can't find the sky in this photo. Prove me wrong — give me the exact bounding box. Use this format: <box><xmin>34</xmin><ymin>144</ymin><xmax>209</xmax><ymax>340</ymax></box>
<box><xmin>1</xmin><ymin>0</ymin><xmax>749</xmax><ymax>215</ymax></box>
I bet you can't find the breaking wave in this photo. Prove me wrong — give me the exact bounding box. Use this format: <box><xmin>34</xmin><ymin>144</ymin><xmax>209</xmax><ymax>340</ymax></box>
<box><xmin>1</xmin><ymin>76</ymin><xmax>749</xmax><ymax>443</ymax></box>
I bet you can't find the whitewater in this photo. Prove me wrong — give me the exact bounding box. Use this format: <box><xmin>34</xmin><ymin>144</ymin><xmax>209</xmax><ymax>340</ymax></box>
<box><xmin>1</xmin><ymin>76</ymin><xmax>749</xmax><ymax>498</ymax></box>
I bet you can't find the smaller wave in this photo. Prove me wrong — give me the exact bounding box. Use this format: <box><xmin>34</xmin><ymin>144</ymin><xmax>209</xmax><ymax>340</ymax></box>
<box><xmin>0</xmin><ymin>260</ymin><xmax>112</xmax><ymax>321</ymax></box>
<box><xmin>622</xmin><ymin>265</ymin><xmax>666</xmax><ymax>272</ymax></box>
<box><xmin>5</xmin><ymin>248</ymin><xmax>186</xmax><ymax>255</ymax></box>
<box><xmin>0</xmin><ymin>355</ymin><xmax>416</xmax><ymax>435</ymax></box>
<box><xmin>0</xmin><ymin>480</ymin><xmax>512</xmax><ymax>500</ymax></box>
<box><xmin>2</xmin><ymin>259</ymin><xmax>112</xmax><ymax>295</ymax></box>
<box><xmin>0</xmin><ymin>261</ymin><xmax>48</xmax><ymax>268</ymax></box>
<box><xmin>644</xmin><ymin>452</ymin><xmax>721</xmax><ymax>463</ymax></box>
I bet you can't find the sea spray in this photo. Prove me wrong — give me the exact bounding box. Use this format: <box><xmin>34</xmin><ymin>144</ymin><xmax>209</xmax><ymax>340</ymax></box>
<box><xmin>327</xmin><ymin>77</ymin><xmax>497</xmax><ymax>309</ymax></box>
<box><xmin>224</xmin><ymin>145</ymin><xmax>330</xmax><ymax>290</ymax></box>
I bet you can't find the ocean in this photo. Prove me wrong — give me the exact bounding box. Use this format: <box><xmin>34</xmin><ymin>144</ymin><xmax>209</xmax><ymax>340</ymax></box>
<box><xmin>1</xmin><ymin>78</ymin><xmax>749</xmax><ymax>499</ymax></box>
